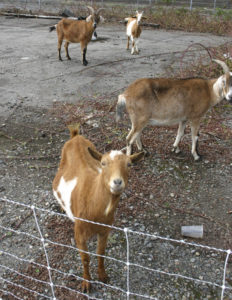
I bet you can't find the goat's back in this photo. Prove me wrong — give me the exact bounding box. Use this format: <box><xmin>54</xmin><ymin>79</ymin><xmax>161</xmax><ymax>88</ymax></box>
<box><xmin>123</xmin><ymin>77</ymin><xmax>213</xmax><ymax>121</ymax></box>
<box><xmin>53</xmin><ymin>135</ymin><xmax>100</xmax><ymax>189</ymax></box>
<box><xmin>56</xmin><ymin>19</ymin><xmax>93</xmax><ymax>43</ymax></box>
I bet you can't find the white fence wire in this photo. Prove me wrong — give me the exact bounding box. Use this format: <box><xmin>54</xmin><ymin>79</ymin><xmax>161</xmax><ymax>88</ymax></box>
<box><xmin>0</xmin><ymin>196</ymin><xmax>231</xmax><ymax>300</ymax></box>
<box><xmin>0</xmin><ymin>0</ymin><xmax>231</xmax><ymax>12</ymax></box>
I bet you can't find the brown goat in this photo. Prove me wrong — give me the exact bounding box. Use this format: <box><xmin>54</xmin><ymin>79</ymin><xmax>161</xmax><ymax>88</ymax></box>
<box><xmin>49</xmin><ymin>6</ymin><xmax>104</xmax><ymax>65</ymax></box>
<box><xmin>116</xmin><ymin>59</ymin><xmax>232</xmax><ymax>160</ymax></box>
<box><xmin>52</xmin><ymin>125</ymin><xmax>143</xmax><ymax>292</ymax></box>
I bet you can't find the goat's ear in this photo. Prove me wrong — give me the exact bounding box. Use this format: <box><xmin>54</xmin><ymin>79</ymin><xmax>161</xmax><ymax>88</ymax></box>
<box><xmin>86</xmin><ymin>15</ymin><xmax>92</xmax><ymax>22</ymax></box>
<box><xmin>68</xmin><ymin>123</ymin><xmax>80</xmax><ymax>138</ymax></box>
<box><xmin>99</xmin><ymin>16</ymin><xmax>105</xmax><ymax>23</ymax></box>
<box><xmin>88</xmin><ymin>147</ymin><xmax>102</xmax><ymax>161</ymax></box>
<box><xmin>129</xmin><ymin>151</ymin><xmax>144</xmax><ymax>163</ymax></box>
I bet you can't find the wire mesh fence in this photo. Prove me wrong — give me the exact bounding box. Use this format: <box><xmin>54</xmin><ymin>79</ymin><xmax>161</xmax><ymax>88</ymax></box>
<box><xmin>0</xmin><ymin>197</ymin><xmax>232</xmax><ymax>299</ymax></box>
<box><xmin>0</xmin><ymin>0</ymin><xmax>231</xmax><ymax>14</ymax></box>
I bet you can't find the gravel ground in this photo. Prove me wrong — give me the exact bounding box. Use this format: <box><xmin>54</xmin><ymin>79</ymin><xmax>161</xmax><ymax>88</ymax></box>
<box><xmin>0</xmin><ymin>6</ymin><xmax>232</xmax><ymax>300</ymax></box>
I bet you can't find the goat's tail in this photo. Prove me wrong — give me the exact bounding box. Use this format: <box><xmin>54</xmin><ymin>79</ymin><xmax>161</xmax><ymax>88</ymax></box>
<box><xmin>49</xmin><ymin>25</ymin><xmax>56</xmax><ymax>32</ymax></box>
<box><xmin>116</xmin><ymin>94</ymin><xmax>126</xmax><ymax>122</ymax></box>
<box><xmin>68</xmin><ymin>123</ymin><xmax>80</xmax><ymax>138</ymax></box>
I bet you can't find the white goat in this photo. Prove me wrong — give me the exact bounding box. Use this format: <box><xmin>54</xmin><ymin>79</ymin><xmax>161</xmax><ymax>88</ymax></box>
<box><xmin>116</xmin><ymin>59</ymin><xmax>232</xmax><ymax>160</ymax></box>
<box><xmin>125</xmin><ymin>11</ymin><xmax>143</xmax><ymax>55</ymax></box>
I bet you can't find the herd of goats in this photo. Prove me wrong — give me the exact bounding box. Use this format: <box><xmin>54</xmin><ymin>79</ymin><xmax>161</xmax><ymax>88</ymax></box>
<box><xmin>49</xmin><ymin>6</ymin><xmax>232</xmax><ymax>293</ymax></box>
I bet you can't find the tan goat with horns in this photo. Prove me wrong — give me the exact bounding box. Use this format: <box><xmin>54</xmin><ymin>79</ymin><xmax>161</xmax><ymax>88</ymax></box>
<box><xmin>49</xmin><ymin>6</ymin><xmax>104</xmax><ymax>65</ymax></box>
<box><xmin>116</xmin><ymin>59</ymin><xmax>232</xmax><ymax>160</ymax></box>
<box><xmin>52</xmin><ymin>125</ymin><xmax>143</xmax><ymax>292</ymax></box>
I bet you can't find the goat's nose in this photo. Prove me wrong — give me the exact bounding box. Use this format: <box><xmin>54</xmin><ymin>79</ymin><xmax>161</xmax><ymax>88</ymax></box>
<box><xmin>93</xmin><ymin>23</ymin><xmax>97</xmax><ymax>29</ymax></box>
<box><xmin>113</xmin><ymin>179</ymin><xmax>122</xmax><ymax>186</ymax></box>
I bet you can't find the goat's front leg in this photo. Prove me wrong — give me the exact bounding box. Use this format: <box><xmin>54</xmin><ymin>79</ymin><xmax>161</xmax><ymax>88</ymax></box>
<box><xmin>97</xmin><ymin>231</ymin><xmax>110</xmax><ymax>283</ymax></box>
<box><xmin>131</xmin><ymin>38</ymin><xmax>135</xmax><ymax>55</ymax></box>
<box><xmin>135</xmin><ymin>39</ymin><xmax>139</xmax><ymax>54</ymax></box>
<box><xmin>81</xmin><ymin>42</ymin><xmax>88</xmax><ymax>66</ymax></box>
<box><xmin>64</xmin><ymin>41</ymin><xmax>71</xmax><ymax>60</ymax></box>
<box><xmin>190</xmin><ymin>119</ymin><xmax>201</xmax><ymax>161</ymax></box>
<box><xmin>75</xmin><ymin>223</ymin><xmax>91</xmax><ymax>292</ymax></box>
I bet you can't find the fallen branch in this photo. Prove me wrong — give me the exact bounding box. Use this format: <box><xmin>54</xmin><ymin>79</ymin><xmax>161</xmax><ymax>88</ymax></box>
<box><xmin>1</xmin><ymin>12</ymin><xmax>62</xmax><ymax>19</ymax></box>
<box><xmin>0</xmin><ymin>211</ymin><xmax>33</xmax><ymax>242</ymax></box>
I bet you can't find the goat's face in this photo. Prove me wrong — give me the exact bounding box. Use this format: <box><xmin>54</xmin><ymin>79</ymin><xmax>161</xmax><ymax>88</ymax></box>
<box><xmin>88</xmin><ymin>148</ymin><xmax>144</xmax><ymax>195</ymax></box>
<box><xmin>136</xmin><ymin>11</ymin><xmax>143</xmax><ymax>25</ymax></box>
<box><xmin>223</xmin><ymin>73</ymin><xmax>232</xmax><ymax>103</ymax></box>
<box><xmin>213</xmin><ymin>59</ymin><xmax>232</xmax><ymax>103</ymax></box>
<box><xmin>86</xmin><ymin>7</ymin><xmax>104</xmax><ymax>29</ymax></box>
<box><xmin>86</xmin><ymin>14</ymin><xmax>101</xmax><ymax>29</ymax></box>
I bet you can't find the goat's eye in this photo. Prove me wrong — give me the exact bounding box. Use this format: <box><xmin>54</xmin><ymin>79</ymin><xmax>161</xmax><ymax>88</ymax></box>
<box><xmin>101</xmin><ymin>161</ymin><xmax>106</xmax><ymax>166</ymax></box>
<box><xmin>127</xmin><ymin>162</ymin><xmax>132</xmax><ymax>167</ymax></box>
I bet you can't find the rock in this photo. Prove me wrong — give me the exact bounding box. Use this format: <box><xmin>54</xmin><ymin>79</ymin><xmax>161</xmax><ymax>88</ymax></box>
<box><xmin>61</xmin><ymin>8</ymin><xmax>74</xmax><ymax>17</ymax></box>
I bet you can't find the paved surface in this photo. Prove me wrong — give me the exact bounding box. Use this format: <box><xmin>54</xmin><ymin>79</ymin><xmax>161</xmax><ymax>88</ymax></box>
<box><xmin>0</xmin><ymin>16</ymin><xmax>230</xmax><ymax>118</ymax></box>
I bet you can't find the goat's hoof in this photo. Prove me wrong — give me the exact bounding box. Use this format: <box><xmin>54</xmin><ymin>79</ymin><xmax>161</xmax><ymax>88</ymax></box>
<box><xmin>81</xmin><ymin>280</ymin><xmax>91</xmax><ymax>293</ymax></box>
<box><xmin>98</xmin><ymin>272</ymin><xmax>109</xmax><ymax>283</ymax></box>
<box><xmin>67</xmin><ymin>57</ymin><xmax>71</xmax><ymax>60</ymax></box>
<box><xmin>172</xmin><ymin>147</ymin><xmax>181</xmax><ymax>154</ymax></box>
<box><xmin>143</xmin><ymin>149</ymin><xmax>150</xmax><ymax>157</ymax></box>
<box><xmin>194</xmin><ymin>154</ymin><xmax>202</xmax><ymax>162</ymax></box>
<box><xmin>83</xmin><ymin>60</ymin><xmax>88</xmax><ymax>66</ymax></box>
<box><xmin>140</xmin><ymin>148</ymin><xmax>149</xmax><ymax>157</ymax></box>
<box><xmin>59</xmin><ymin>58</ymin><xmax>63</xmax><ymax>61</ymax></box>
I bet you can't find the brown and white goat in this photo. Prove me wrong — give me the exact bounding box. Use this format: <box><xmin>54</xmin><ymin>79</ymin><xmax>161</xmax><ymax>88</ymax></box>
<box><xmin>125</xmin><ymin>11</ymin><xmax>143</xmax><ymax>55</ymax></box>
<box><xmin>52</xmin><ymin>125</ymin><xmax>143</xmax><ymax>292</ymax></box>
<box><xmin>116</xmin><ymin>59</ymin><xmax>232</xmax><ymax>160</ymax></box>
<box><xmin>49</xmin><ymin>6</ymin><xmax>104</xmax><ymax>65</ymax></box>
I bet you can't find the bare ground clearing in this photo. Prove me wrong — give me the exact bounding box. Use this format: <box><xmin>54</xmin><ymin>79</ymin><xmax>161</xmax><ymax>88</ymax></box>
<box><xmin>0</xmin><ymin>16</ymin><xmax>232</xmax><ymax>300</ymax></box>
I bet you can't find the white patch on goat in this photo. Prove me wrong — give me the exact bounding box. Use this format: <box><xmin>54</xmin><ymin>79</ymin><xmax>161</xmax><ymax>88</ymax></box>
<box><xmin>109</xmin><ymin>150</ymin><xmax>123</xmax><ymax>160</ymax></box>
<box><xmin>225</xmin><ymin>88</ymin><xmax>232</xmax><ymax>100</ymax></box>
<box><xmin>105</xmin><ymin>199</ymin><xmax>113</xmax><ymax>216</ymax></box>
<box><xmin>118</xmin><ymin>94</ymin><xmax>126</xmax><ymax>105</ymax></box>
<box><xmin>86</xmin><ymin>15</ymin><xmax>92</xmax><ymax>22</ymax></box>
<box><xmin>137</xmin><ymin>12</ymin><xmax>143</xmax><ymax>24</ymax></box>
<box><xmin>127</xmin><ymin>20</ymin><xmax>136</xmax><ymax>37</ymax></box>
<box><xmin>54</xmin><ymin>176</ymin><xmax>77</xmax><ymax>222</ymax></box>
<box><xmin>97</xmin><ymin>167</ymin><xmax>102</xmax><ymax>174</ymax></box>
<box><xmin>213</xmin><ymin>75</ymin><xmax>225</xmax><ymax>99</ymax></box>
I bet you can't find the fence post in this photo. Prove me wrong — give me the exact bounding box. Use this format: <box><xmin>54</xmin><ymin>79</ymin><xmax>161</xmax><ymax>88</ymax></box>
<box><xmin>189</xmin><ymin>0</ymin><xmax>193</xmax><ymax>10</ymax></box>
<box><xmin>213</xmin><ymin>0</ymin><xmax>216</xmax><ymax>9</ymax></box>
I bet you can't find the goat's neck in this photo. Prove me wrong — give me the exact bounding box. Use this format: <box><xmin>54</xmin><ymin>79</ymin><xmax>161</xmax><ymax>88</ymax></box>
<box><xmin>211</xmin><ymin>76</ymin><xmax>225</xmax><ymax>106</ymax></box>
<box><xmin>86</xmin><ymin>20</ymin><xmax>95</xmax><ymax>33</ymax></box>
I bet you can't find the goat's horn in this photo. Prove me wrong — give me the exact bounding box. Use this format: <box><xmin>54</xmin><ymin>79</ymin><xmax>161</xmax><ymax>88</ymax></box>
<box><xmin>87</xmin><ymin>6</ymin><xmax>95</xmax><ymax>14</ymax></box>
<box><xmin>96</xmin><ymin>8</ymin><xmax>105</xmax><ymax>15</ymax></box>
<box><xmin>213</xmin><ymin>59</ymin><xmax>230</xmax><ymax>73</ymax></box>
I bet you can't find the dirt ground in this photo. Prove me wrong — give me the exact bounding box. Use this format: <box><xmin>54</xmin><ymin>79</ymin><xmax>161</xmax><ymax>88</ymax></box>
<box><xmin>0</xmin><ymin>16</ymin><xmax>232</xmax><ymax>300</ymax></box>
